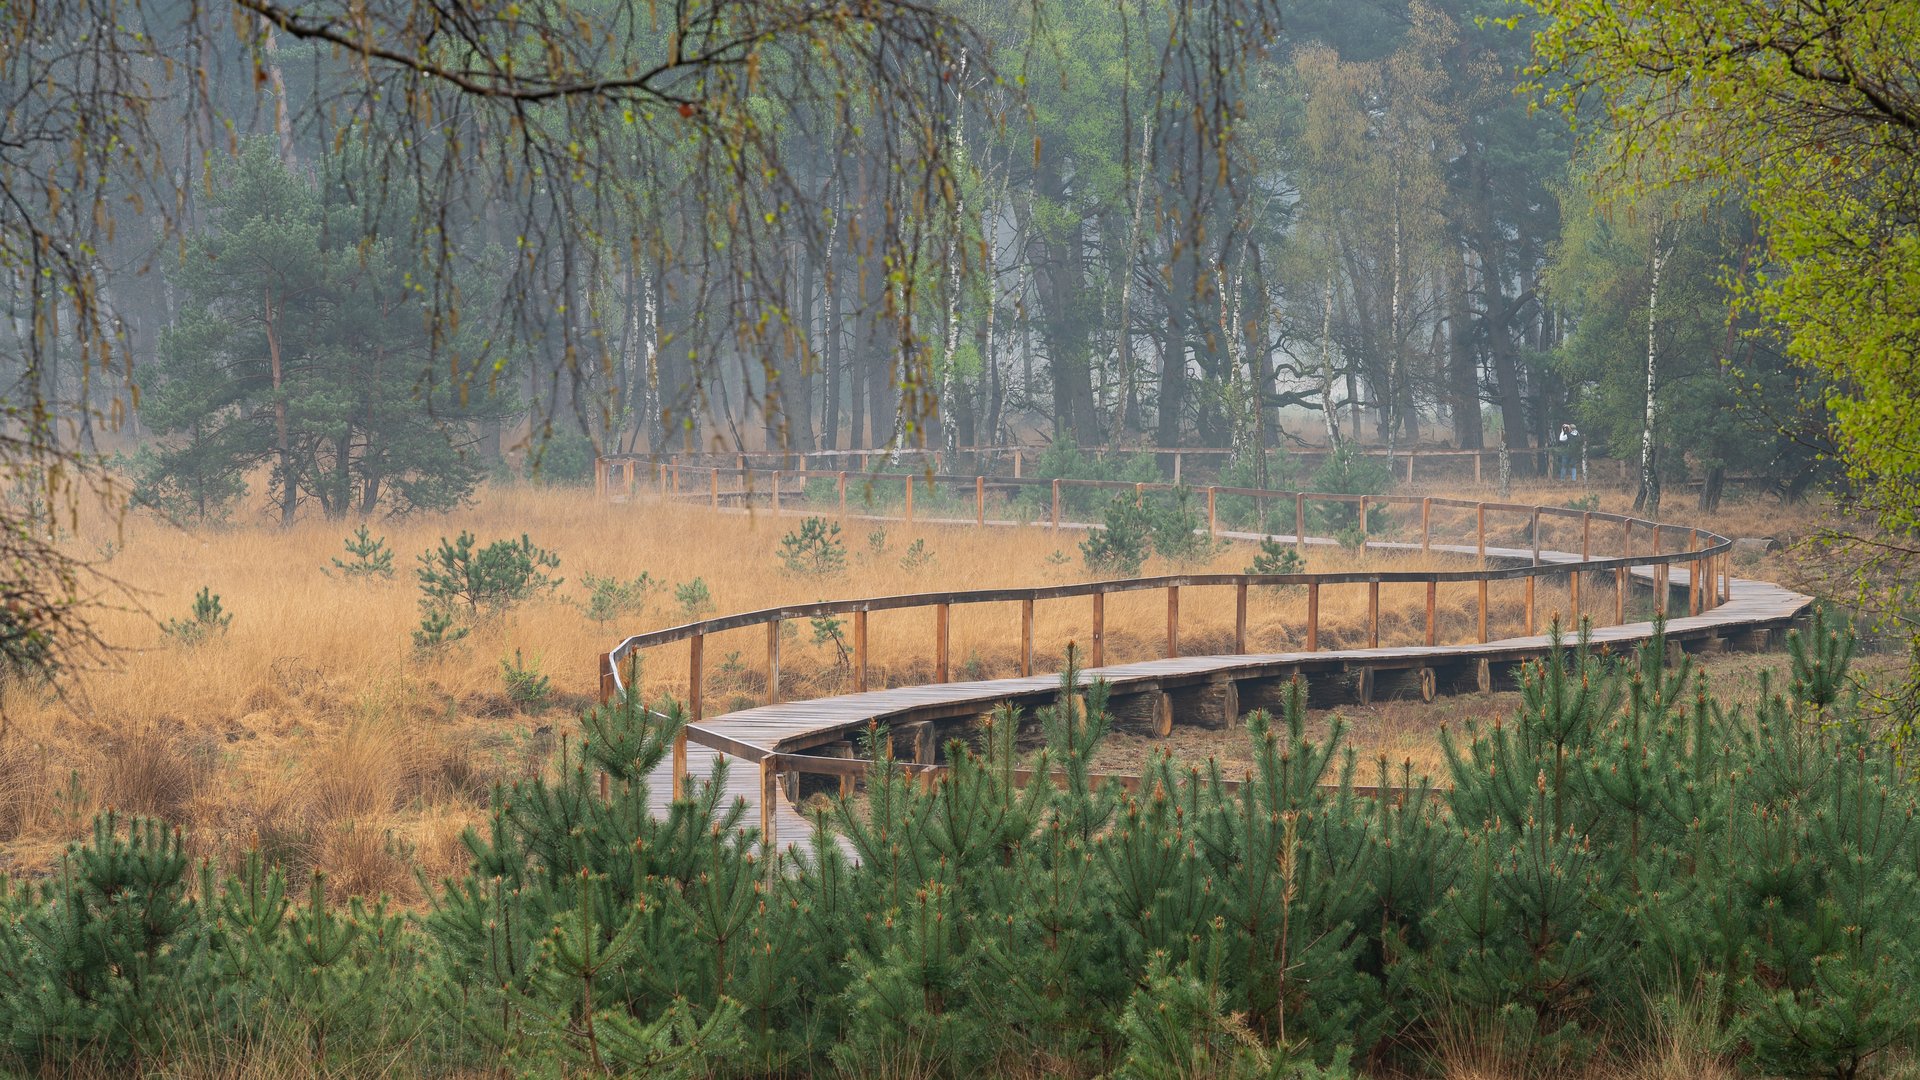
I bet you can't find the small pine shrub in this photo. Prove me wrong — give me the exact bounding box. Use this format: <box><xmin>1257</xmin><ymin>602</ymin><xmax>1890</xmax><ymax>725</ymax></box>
<box><xmin>416</xmin><ymin>532</ymin><xmax>562</xmax><ymax>615</ymax></box>
<box><xmin>412</xmin><ymin>609</ymin><xmax>469</xmax><ymax>652</ymax></box>
<box><xmin>674</xmin><ymin>578</ymin><xmax>714</xmax><ymax>621</ymax></box>
<box><xmin>326</xmin><ymin>525</ymin><xmax>395</xmax><ymax>580</ymax></box>
<box><xmin>579</xmin><ymin>572</ymin><xmax>656</xmax><ymax>623</ymax></box>
<box><xmin>1081</xmin><ymin>494</ymin><xmax>1153</xmax><ymax>576</ymax></box>
<box><xmin>778</xmin><ymin>517</ymin><xmax>847</xmax><ymax>576</ymax></box>
<box><xmin>867</xmin><ymin>527</ymin><xmax>888</xmax><ymax>555</ymax></box>
<box><xmin>1248</xmin><ymin>537</ymin><xmax>1304</xmax><ymax>578</ymax></box>
<box><xmin>899</xmin><ymin>538</ymin><xmax>935</xmax><ymax>572</ymax></box>
<box><xmin>1147</xmin><ymin>485</ymin><xmax>1216</xmax><ymax>565</ymax></box>
<box><xmin>163</xmin><ymin>586</ymin><xmax>232</xmax><ymax>645</ymax></box>
<box><xmin>499</xmin><ymin>649</ymin><xmax>552</xmax><ymax>713</ymax></box>
<box><xmin>811</xmin><ymin>615</ymin><xmax>849</xmax><ymax>665</ymax></box>
<box><xmin>1308</xmin><ymin>444</ymin><xmax>1392</xmax><ymax>534</ymax></box>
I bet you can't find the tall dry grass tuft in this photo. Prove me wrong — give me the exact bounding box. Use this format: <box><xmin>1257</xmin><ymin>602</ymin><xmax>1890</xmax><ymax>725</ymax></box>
<box><xmin>317</xmin><ymin>821</ymin><xmax>414</xmax><ymax>901</ymax></box>
<box><xmin>99</xmin><ymin>724</ymin><xmax>216</xmax><ymax>822</ymax></box>
<box><xmin>0</xmin><ymin>719</ymin><xmax>52</xmax><ymax>842</ymax></box>
<box><xmin>304</xmin><ymin>719</ymin><xmax>431</xmax><ymax>823</ymax></box>
<box><xmin>1612</xmin><ymin>985</ymin><xmax>1736</xmax><ymax>1080</ymax></box>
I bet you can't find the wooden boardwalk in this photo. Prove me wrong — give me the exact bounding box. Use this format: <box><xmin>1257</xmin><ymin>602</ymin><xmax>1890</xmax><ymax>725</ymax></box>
<box><xmin>640</xmin><ymin>515</ymin><xmax>1813</xmax><ymax>847</ymax></box>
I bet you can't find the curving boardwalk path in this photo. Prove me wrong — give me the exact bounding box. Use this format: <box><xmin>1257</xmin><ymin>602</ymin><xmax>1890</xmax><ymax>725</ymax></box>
<box><xmin>624</xmin><ymin>509</ymin><xmax>1813</xmax><ymax>848</ymax></box>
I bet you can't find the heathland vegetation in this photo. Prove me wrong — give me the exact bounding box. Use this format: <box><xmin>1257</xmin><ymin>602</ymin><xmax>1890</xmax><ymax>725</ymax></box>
<box><xmin>4</xmin><ymin>621</ymin><xmax>1916</xmax><ymax>1080</ymax></box>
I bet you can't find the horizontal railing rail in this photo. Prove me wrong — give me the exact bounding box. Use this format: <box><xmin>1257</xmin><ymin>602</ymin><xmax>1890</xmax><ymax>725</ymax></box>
<box><xmin>597</xmin><ymin>442</ymin><xmax>1628</xmax><ymax>486</ymax></box>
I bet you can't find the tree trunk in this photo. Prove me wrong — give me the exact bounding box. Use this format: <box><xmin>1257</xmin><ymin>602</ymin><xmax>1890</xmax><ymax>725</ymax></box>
<box><xmin>260</xmin><ymin>19</ymin><xmax>298</xmax><ymax>167</ymax></box>
<box><xmin>1318</xmin><ymin>272</ymin><xmax>1341</xmax><ymax>446</ymax></box>
<box><xmin>1447</xmin><ymin>249</ymin><xmax>1483</xmax><ymax>448</ymax></box>
<box><xmin>264</xmin><ymin>285</ymin><xmax>295</xmax><ymax>525</ymax></box>
<box><xmin>1637</xmin><ymin>219</ymin><xmax>1670</xmax><ymax>515</ymax></box>
<box><xmin>1698</xmin><ymin>466</ymin><xmax>1725</xmax><ymax>513</ymax></box>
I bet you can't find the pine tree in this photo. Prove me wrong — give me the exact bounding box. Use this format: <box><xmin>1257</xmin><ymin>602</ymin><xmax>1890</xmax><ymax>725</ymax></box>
<box><xmin>139</xmin><ymin>138</ymin><xmax>513</xmax><ymax>524</ymax></box>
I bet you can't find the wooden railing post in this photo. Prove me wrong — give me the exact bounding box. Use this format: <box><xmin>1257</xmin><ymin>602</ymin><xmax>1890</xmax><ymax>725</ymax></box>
<box><xmin>1091</xmin><ymin>591</ymin><xmax>1105</xmax><ymax>667</ymax></box>
<box><xmin>1473</xmin><ymin>451</ymin><xmax>1482</xmax><ymax>484</ymax></box>
<box><xmin>1618</xmin><ymin>519</ymin><xmax>1632</xmax><ymax>624</ymax></box>
<box><xmin>1051</xmin><ymin>480</ymin><xmax>1061</xmax><ymax>531</ymax></box>
<box><xmin>1235</xmin><ymin>581</ymin><xmax>1249</xmax><ymax>653</ymax></box>
<box><xmin>1530</xmin><ymin>508</ymin><xmax>1541</xmax><ymax>565</ymax></box>
<box><xmin>1306</xmin><ymin>583</ymin><xmax>1320</xmax><ymax>651</ymax></box>
<box><xmin>936</xmin><ymin>604</ymin><xmax>950</xmax><ymax>683</ymax></box>
<box><xmin>710</xmin><ymin>468</ymin><xmax>719</xmax><ymax>510</ymax></box>
<box><xmin>1525</xmin><ymin>575</ymin><xmax>1536</xmax><ymax>636</ymax></box>
<box><xmin>1166</xmin><ymin>586</ymin><xmax>1180</xmax><ymax>658</ymax></box>
<box><xmin>1655</xmin><ymin>563</ymin><xmax>1670</xmax><ymax>618</ymax></box>
<box><xmin>766</xmin><ymin>621</ymin><xmax>781</xmax><ymax>705</ymax></box>
<box><xmin>1476</xmin><ymin>504</ymin><xmax>1487</xmax><ymax>566</ymax></box>
<box><xmin>1367</xmin><ymin>579</ymin><xmax>1380</xmax><ymax>648</ymax></box>
<box><xmin>1688</xmin><ymin>528</ymin><xmax>1700</xmax><ymax>615</ymax></box>
<box><xmin>1425</xmin><ymin>581</ymin><xmax>1437</xmax><ymax>646</ymax></box>
<box><xmin>1478</xmin><ymin>580</ymin><xmax>1489</xmax><ymax>643</ymax></box>
<box><xmin>1207</xmin><ymin>487</ymin><xmax>1218</xmax><ymax>538</ymax></box>
<box><xmin>1406</xmin><ymin>451</ymin><xmax>1416</xmax><ymax>484</ymax></box>
<box><xmin>1421</xmin><ymin>497</ymin><xmax>1432</xmax><ymax>553</ymax></box>
<box><xmin>837</xmin><ymin>471</ymin><xmax>848</xmax><ymax>519</ymax></box>
<box><xmin>976</xmin><ymin>476</ymin><xmax>985</xmax><ymax>526</ymax></box>
<box><xmin>853</xmin><ymin>610</ymin><xmax>868</xmax><ymax>692</ymax></box>
<box><xmin>905</xmin><ymin>475</ymin><xmax>914</xmax><ymax>522</ymax></box>
<box><xmin>772</xmin><ymin>470</ymin><xmax>781</xmax><ymax>515</ymax></box>
<box><xmin>1359</xmin><ymin>496</ymin><xmax>1370</xmax><ymax>547</ymax></box>
<box><xmin>595</xmin><ymin>457</ymin><xmax>607</xmax><ymax>501</ymax></box>
<box><xmin>760</xmin><ymin>757</ymin><xmax>778</xmax><ymax>858</ymax></box>
<box><xmin>672</xmin><ymin>729</ymin><xmax>687</xmax><ymax>801</ymax></box>
<box><xmin>1020</xmin><ymin>599</ymin><xmax>1035</xmax><ymax>676</ymax></box>
<box><xmin>1294</xmin><ymin>493</ymin><xmax>1306</xmax><ymax>550</ymax></box>
<box><xmin>689</xmin><ymin>634</ymin><xmax>704</xmax><ymax>724</ymax></box>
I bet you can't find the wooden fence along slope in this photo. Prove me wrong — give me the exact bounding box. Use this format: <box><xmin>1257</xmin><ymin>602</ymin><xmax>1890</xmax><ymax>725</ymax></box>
<box><xmin>592</xmin><ymin>456</ymin><xmax>1813</xmax><ymax>852</ymax></box>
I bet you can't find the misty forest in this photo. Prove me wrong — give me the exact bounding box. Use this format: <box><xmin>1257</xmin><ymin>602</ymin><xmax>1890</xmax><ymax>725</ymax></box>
<box><xmin>3</xmin><ymin>1</ymin><xmax>1920</xmax><ymax>1078</ymax></box>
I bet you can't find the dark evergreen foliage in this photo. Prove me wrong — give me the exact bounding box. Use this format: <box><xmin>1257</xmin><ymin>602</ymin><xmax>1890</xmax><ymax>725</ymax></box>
<box><xmin>4</xmin><ymin>618</ymin><xmax>1917</xmax><ymax>1078</ymax></box>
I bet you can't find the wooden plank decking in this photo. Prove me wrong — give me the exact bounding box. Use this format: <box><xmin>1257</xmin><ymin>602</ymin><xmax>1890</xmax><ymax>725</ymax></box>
<box><xmin>641</xmin><ymin>514</ymin><xmax>1812</xmax><ymax>849</ymax></box>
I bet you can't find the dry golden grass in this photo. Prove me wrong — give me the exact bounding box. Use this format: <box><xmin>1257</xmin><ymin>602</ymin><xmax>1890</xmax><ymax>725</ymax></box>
<box><xmin>0</xmin><ymin>475</ymin><xmax>1818</xmax><ymax>886</ymax></box>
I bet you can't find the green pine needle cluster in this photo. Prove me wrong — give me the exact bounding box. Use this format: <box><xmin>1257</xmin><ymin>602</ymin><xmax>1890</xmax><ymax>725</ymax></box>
<box><xmin>162</xmin><ymin>587</ymin><xmax>232</xmax><ymax>646</ymax></box>
<box><xmin>325</xmin><ymin>525</ymin><xmax>395</xmax><ymax>580</ymax></box>
<box><xmin>777</xmin><ymin>517</ymin><xmax>847</xmax><ymax>577</ymax></box>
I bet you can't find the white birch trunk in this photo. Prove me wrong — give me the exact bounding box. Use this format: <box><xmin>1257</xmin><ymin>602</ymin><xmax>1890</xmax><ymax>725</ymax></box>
<box><xmin>1639</xmin><ymin>218</ymin><xmax>1671</xmax><ymax>513</ymax></box>
<box><xmin>1318</xmin><ymin>271</ymin><xmax>1341</xmax><ymax>446</ymax></box>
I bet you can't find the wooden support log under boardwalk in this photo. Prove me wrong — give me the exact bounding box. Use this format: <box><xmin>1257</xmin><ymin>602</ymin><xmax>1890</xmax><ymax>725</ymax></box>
<box><xmin>591</xmin><ymin>459</ymin><xmax>1813</xmax><ymax>858</ymax></box>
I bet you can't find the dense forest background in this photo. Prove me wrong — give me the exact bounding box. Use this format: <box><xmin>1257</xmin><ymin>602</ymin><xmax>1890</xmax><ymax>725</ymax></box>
<box><xmin>5</xmin><ymin>0</ymin><xmax>1836</xmax><ymax>529</ymax></box>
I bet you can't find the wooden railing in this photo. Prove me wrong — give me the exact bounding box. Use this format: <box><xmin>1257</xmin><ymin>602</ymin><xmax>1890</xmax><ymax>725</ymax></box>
<box><xmin>597</xmin><ymin>442</ymin><xmax>1625</xmax><ymax>487</ymax></box>
<box><xmin>591</xmin><ymin>460</ymin><xmax>1747</xmax><ymax>846</ymax></box>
